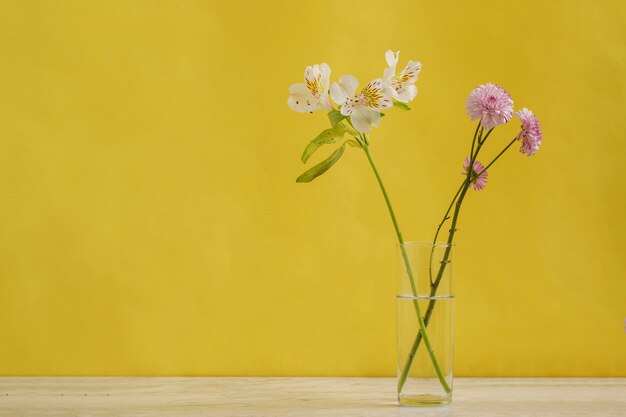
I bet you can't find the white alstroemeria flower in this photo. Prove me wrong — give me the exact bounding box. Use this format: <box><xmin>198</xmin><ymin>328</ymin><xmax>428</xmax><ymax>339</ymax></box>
<box><xmin>330</xmin><ymin>75</ymin><xmax>393</xmax><ymax>133</ymax></box>
<box><xmin>288</xmin><ymin>63</ymin><xmax>332</xmax><ymax>113</ymax></box>
<box><xmin>382</xmin><ymin>50</ymin><xmax>422</xmax><ymax>103</ymax></box>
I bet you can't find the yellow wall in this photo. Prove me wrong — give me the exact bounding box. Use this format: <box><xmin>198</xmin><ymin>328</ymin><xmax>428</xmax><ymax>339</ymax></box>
<box><xmin>0</xmin><ymin>0</ymin><xmax>624</xmax><ymax>376</ymax></box>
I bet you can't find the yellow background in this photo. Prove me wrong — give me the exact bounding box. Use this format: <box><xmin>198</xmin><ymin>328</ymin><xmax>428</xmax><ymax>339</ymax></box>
<box><xmin>0</xmin><ymin>0</ymin><xmax>624</xmax><ymax>376</ymax></box>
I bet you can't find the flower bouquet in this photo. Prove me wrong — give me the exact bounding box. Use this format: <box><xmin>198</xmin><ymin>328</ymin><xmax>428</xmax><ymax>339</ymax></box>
<box><xmin>288</xmin><ymin>50</ymin><xmax>542</xmax><ymax>405</ymax></box>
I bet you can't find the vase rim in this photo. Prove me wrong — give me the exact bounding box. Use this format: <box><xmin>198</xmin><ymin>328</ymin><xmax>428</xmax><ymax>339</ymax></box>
<box><xmin>398</xmin><ymin>240</ymin><xmax>454</xmax><ymax>248</ymax></box>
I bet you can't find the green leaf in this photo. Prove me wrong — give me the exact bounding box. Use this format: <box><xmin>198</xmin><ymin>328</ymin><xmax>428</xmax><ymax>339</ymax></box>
<box><xmin>344</xmin><ymin>139</ymin><xmax>361</xmax><ymax>148</ymax></box>
<box><xmin>296</xmin><ymin>145</ymin><xmax>345</xmax><ymax>183</ymax></box>
<box><xmin>327</xmin><ymin>109</ymin><xmax>346</xmax><ymax>127</ymax></box>
<box><xmin>301</xmin><ymin>124</ymin><xmax>352</xmax><ymax>163</ymax></box>
<box><xmin>393</xmin><ymin>101</ymin><xmax>411</xmax><ymax>111</ymax></box>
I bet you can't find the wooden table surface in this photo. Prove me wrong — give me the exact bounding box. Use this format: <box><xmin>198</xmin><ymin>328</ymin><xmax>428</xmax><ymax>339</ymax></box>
<box><xmin>0</xmin><ymin>377</ymin><xmax>624</xmax><ymax>416</ymax></box>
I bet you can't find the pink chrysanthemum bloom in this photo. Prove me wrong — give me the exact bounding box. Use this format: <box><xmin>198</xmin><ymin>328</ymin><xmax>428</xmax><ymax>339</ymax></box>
<box><xmin>515</xmin><ymin>108</ymin><xmax>542</xmax><ymax>157</ymax></box>
<box><xmin>461</xmin><ymin>157</ymin><xmax>488</xmax><ymax>191</ymax></box>
<box><xmin>465</xmin><ymin>83</ymin><xmax>514</xmax><ymax>130</ymax></box>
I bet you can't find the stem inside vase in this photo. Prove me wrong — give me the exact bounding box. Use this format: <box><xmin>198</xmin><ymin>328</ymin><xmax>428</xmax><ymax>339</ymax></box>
<box><xmin>360</xmin><ymin>138</ymin><xmax>451</xmax><ymax>395</ymax></box>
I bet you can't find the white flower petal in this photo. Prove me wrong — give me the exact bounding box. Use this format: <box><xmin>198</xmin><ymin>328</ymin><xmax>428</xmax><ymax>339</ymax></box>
<box><xmin>340</xmin><ymin>100</ymin><xmax>354</xmax><ymax>116</ymax></box>
<box><xmin>339</xmin><ymin>75</ymin><xmax>358</xmax><ymax>96</ymax></box>
<box><xmin>366</xmin><ymin>109</ymin><xmax>382</xmax><ymax>128</ymax></box>
<box><xmin>320</xmin><ymin>63</ymin><xmax>331</xmax><ymax>90</ymax></box>
<box><xmin>366</xmin><ymin>78</ymin><xmax>383</xmax><ymax>91</ymax></box>
<box><xmin>400</xmin><ymin>61</ymin><xmax>422</xmax><ymax>83</ymax></box>
<box><xmin>330</xmin><ymin>83</ymin><xmax>347</xmax><ymax>106</ymax></box>
<box><xmin>310</xmin><ymin>102</ymin><xmax>328</xmax><ymax>112</ymax></box>
<box><xmin>350</xmin><ymin>107</ymin><xmax>381</xmax><ymax>133</ymax></box>
<box><xmin>383</xmin><ymin>50</ymin><xmax>399</xmax><ymax>85</ymax></box>
<box><xmin>383</xmin><ymin>67</ymin><xmax>394</xmax><ymax>85</ymax></box>
<box><xmin>320</xmin><ymin>94</ymin><xmax>332</xmax><ymax>110</ymax></box>
<box><xmin>394</xmin><ymin>83</ymin><xmax>418</xmax><ymax>103</ymax></box>
<box><xmin>379</xmin><ymin>85</ymin><xmax>394</xmax><ymax>109</ymax></box>
<box><xmin>385</xmin><ymin>50</ymin><xmax>399</xmax><ymax>69</ymax></box>
<box><xmin>289</xmin><ymin>83</ymin><xmax>308</xmax><ymax>94</ymax></box>
<box><xmin>288</xmin><ymin>84</ymin><xmax>318</xmax><ymax>113</ymax></box>
<box><xmin>287</xmin><ymin>95</ymin><xmax>306</xmax><ymax>112</ymax></box>
<box><xmin>377</xmin><ymin>97</ymin><xmax>393</xmax><ymax>109</ymax></box>
<box><xmin>304</xmin><ymin>65</ymin><xmax>319</xmax><ymax>85</ymax></box>
<box><xmin>330</xmin><ymin>75</ymin><xmax>358</xmax><ymax>105</ymax></box>
<box><xmin>319</xmin><ymin>63</ymin><xmax>332</xmax><ymax>109</ymax></box>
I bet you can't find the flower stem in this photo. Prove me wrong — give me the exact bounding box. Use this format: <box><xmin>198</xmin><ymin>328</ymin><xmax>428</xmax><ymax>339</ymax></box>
<box><xmin>397</xmin><ymin>131</ymin><xmax>517</xmax><ymax>393</ymax></box>
<box><xmin>361</xmin><ymin>139</ymin><xmax>451</xmax><ymax>394</ymax></box>
<box><xmin>396</xmin><ymin>149</ymin><xmax>478</xmax><ymax>393</ymax></box>
<box><xmin>427</xmin><ymin>122</ymin><xmax>481</xmax><ymax>286</ymax></box>
<box><xmin>398</xmin><ymin>124</ymin><xmax>485</xmax><ymax>392</ymax></box>
<box><xmin>475</xmin><ymin>137</ymin><xmax>517</xmax><ymax>178</ymax></box>
<box><xmin>428</xmin><ymin>182</ymin><xmax>463</xmax><ymax>287</ymax></box>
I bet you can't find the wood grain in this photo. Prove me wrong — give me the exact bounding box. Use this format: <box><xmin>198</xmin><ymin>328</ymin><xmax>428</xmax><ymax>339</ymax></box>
<box><xmin>0</xmin><ymin>377</ymin><xmax>624</xmax><ymax>416</ymax></box>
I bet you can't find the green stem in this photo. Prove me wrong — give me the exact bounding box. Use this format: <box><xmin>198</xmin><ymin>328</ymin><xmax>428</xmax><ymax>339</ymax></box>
<box><xmin>470</xmin><ymin>124</ymin><xmax>481</xmax><ymax>158</ymax></box>
<box><xmin>474</xmin><ymin>137</ymin><xmax>517</xmax><ymax>178</ymax></box>
<box><xmin>398</xmin><ymin>131</ymin><xmax>517</xmax><ymax>393</ymax></box>
<box><xmin>479</xmin><ymin>127</ymin><xmax>494</xmax><ymax>145</ymax></box>
<box><xmin>428</xmin><ymin>182</ymin><xmax>463</xmax><ymax>287</ymax></box>
<box><xmin>397</xmin><ymin>159</ymin><xmax>478</xmax><ymax>394</ymax></box>
<box><xmin>398</xmin><ymin>124</ymin><xmax>485</xmax><ymax>393</ymax></box>
<box><xmin>361</xmin><ymin>139</ymin><xmax>451</xmax><ymax>394</ymax></box>
<box><xmin>428</xmin><ymin>122</ymin><xmax>481</xmax><ymax>286</ymax></box>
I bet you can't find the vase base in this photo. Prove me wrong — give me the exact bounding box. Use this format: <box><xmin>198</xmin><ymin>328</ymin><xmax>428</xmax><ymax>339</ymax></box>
<box><xmin>398</xmin><ymin>394</ymin><xmax>451</xmax><ymax>407</ymax></box>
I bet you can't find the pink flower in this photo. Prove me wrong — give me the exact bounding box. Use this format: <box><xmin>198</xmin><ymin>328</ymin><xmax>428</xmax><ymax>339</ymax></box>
<box><xmin>461</xmin><ymin>157</ymin><xmax>488</xmax><ymax>191</ymax></box>
<box><xmin>465</xmin><ymin>83</ymin><xmax>514</xmax><ymax>130</ymax></box>
<box><xmin>515</xmin><ymin>108</ymin><xmax>542</xmax><ymax>156</ymax></box>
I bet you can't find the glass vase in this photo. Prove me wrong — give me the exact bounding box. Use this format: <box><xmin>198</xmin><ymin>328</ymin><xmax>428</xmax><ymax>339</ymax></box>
<box><xmin>397</xmin><ymin>241</ymin><xmax>454</xmax><ymax>406</ymax></box>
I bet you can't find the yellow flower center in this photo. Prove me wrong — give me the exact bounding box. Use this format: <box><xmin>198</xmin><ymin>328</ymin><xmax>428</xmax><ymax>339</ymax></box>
<box><xmin>306</xmin><ymin>77</ymin><xmax>322</xmax><ymax>99</ymax></box>
<box><xmin>360</xmin><ymin>83</ymin><xmax>382</xmax><ymax>108</ymax></box>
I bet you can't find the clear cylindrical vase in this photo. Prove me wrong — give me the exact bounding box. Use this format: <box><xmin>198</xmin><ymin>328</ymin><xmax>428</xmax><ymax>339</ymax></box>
<box><xmin>397</xmin><ymin>241</ymin><xmax>454</xmax><ymax>406</ymax></box>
